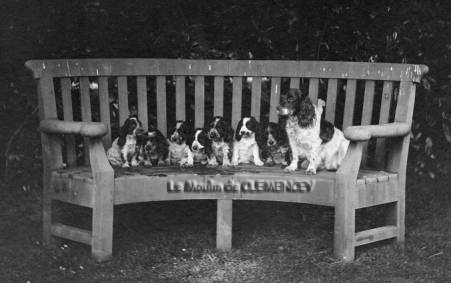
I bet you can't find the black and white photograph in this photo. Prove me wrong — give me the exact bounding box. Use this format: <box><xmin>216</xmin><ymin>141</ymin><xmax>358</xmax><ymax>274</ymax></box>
<box><xmin>1</xmin><ymin>0</ymin><xmax>450</xmax><ymax>281</ymax></box>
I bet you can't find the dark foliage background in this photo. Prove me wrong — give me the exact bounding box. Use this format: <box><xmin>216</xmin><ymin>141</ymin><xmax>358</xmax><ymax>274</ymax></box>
<box><xmin>0</xmin><ymin>0</ymin><xmax>450</xmax><ymax>191</ymax></box>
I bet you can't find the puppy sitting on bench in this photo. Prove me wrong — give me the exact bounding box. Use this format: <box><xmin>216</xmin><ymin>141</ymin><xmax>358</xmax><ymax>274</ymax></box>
<box><xmin>107</xmin><ymin>115</ymin><xmax>144</xmax><ymax>168</ymax></box>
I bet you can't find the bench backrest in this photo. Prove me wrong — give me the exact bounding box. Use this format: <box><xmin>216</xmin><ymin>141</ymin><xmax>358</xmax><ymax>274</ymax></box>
<box><xmin>26</xmin><ymin>59</ymin><xmax>428</xmax><ymax>169</ymax></box>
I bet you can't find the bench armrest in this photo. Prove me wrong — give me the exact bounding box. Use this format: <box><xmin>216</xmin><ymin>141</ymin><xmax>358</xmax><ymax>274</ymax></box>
<box><xmin>343</xmin><ymin>122</ymin><xmax>411</xmax><ymax>142</ymax></box>
<box><xmin>39</xmin><ymin>119</ymin><xmax>108</xmax><ymax>137</ymax></box>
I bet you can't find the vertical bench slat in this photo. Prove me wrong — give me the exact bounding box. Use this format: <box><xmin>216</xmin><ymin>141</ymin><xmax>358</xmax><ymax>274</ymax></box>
<box><xmin>214</xmin><ymin>76</ymin><xmax>224</xmax><ymax>117</ymax></box>
<box><xmin>269</xmin><ymin>77</ymin><xmax>281</xmax><ymax>123</ymax></box>
<box><xmin>98</xmin><ymin>77</ymin><xmax>111</xmax><ymax>148</ymax></box>
<box><xmin>80</xmin><ymin>77</ymin><xmax>92</xmax><ymax>165</ymax></box>
<box><xmin>308</xmin><ymin>78</ymin><xmax>319</xmax><ymax>104</ymax></box>
<box><xmin>325</xmin><ymin>79</ymin><xmax>338</xmax><ymax>122</ymax></box>
<box><xmin>361</xmin><ymin>80</ymin><xmax>376</xmax><ymax>164</ymax></box>
<box><xmin>194</xmin><ymin>76</ymin><xmax>205</xmax><ymax>128</ymax></box>
<box><xmin>156</xmin><ymin>76</ymin><xmax>167</xmax><ymax>136</ymax></box>
<box><xmin>175</xmin><ymin>76</ymin><xmax>186</xmax><ymax>121</ymax></box>
<box><xmin>375</xmin><ymin>81</ymin><xmax>393</xmax><ymax>167</ymax></box>
<box><xmin>231</xmin><ymin>77</ymin><xmax>242</xmax><ymax>129</ymax></box>
<box><xmin>137</xmin><ymin>76</ymin><xmax>148</xmax><ymax>131</ymax></box>
<box><xmin>290</xmin><ymin>77</ymin><xmax>300</xmax><ymax>89</ymax></box>
<box><xmin>342</xmin><ymin>79</ymin><xmax>357</xmax><ymax>130</ymax></box>
<box><xmin>117</xmin><ymin>76</ymin><xmax>128</xmax><ymax>125</ymax></box>
<box><xmin>251</xmin><ymin>77</ymin><xmax>262</xmax><ymax>119</ymax></box>
<box><xmin>61</xmin><ymin>78</ymin><xmax>76</xmax><ymax>166</ymax></box>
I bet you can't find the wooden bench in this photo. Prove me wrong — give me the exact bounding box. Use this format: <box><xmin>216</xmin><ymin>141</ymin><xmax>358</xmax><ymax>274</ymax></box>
<box><xmin>25</xmin><ymin>59</ymin><xmax>428</xmax><ymax>262</ymax></box>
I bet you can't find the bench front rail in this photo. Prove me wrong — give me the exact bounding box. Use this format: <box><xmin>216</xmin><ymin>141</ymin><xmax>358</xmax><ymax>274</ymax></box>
<box><xmin>26</xmin><ymin>59</ymin><xmax>428</xmax><ymax>262</ymax></box>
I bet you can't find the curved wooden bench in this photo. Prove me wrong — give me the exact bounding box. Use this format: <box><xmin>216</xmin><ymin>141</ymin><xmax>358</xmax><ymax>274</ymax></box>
<box><xmin>26</xmin><ymin>59</ymin><xmax>428</xmax><ymax>262</ymax></box>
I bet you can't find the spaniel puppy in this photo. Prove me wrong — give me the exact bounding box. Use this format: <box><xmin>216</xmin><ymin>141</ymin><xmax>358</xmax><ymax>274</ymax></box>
<box><xmin>260</xmin><ymin>122</ymin><xmax>290</xmax><ymax>166</ymax></box>
<box><xmin>136</xmin><ymin>126</ymin><xmax>169</xmax><ymax>166</ymax></box>
<box><xmin>185</xmin><ymin>128</ymin><xmax>212</xmax><ymax>166</ymax></box>
<box><xmin>107</xmin><ymin>115</ymin><xmax>143</xmax><ymax>168</ymax></box>
<box><xmin>167</xmin><ymin>120</ymin><xmax>193</xmax><ymax>167</ymax></box>
<box><xmin>206</xmin><ymin>116</ymin><xmax>234</xmax><ymax>167</ymax></box>
<box><xmin>231</xmin><ymin>116</ymin><xmax>264</xmax><ymax>166</ymax></box>
<box><xmin>278</xmin><ymin>88</ymin><xmax>349</xmax><ymax>174</ymax></box>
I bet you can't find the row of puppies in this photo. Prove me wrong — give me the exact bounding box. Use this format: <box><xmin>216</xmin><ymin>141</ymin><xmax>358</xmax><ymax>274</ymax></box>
<box><xmin>107</xmin><ymin>88</ymin><xmax>349</xmax><ymax>174</ymax></box>
<box><xmin>106</xmin><ymin>116</ymin><xmax>289</xmax><ymax>168</ymax></box>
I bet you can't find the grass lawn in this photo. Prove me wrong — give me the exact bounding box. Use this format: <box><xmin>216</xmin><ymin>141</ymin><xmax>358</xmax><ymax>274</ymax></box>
<box><xmin>1</xmin><ymin>173</ymin><xmax>450</xmax><ymax>282</ymax></box>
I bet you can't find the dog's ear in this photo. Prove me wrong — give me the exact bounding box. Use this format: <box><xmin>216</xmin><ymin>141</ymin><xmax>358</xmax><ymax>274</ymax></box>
<box><xmin>277</xmin><ymin>123</ymin><xmax>288</xmax><ymax>145</ymax></box>
<box><xmin>186</xmin><ymin>131</ymin><xmax>195</xmax><ymax>150</ymax></box>
<box><xmin>320</xmin><ymin>119</ymin><xmax>335</xmax><ymax>144</ymax></box>
<box><xmin>234</xmin><ymin>119</ymin><xmax>243</xmax><ymax>141</ymax></box>
<box><xmin>254</xmin><ymin>119</ymin><xmax>265</xmax><ymax>149</ymax></box>
<box><xmin>117</xmin><ymin>120</ymin><xmax>129</xmax><ymax>147</ymax></box>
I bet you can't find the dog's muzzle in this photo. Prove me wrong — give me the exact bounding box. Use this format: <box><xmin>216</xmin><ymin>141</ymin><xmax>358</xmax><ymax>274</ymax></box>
<box><xmin>277</xmin><ymin>105</ymin><xmax>291</xmax><ymax>116</ymax></box>
<box><xmin>209</xmin><ymin>129</ymin><xmax>219</xmax><ymax>140</ymax></box>
<box><xmin>240</xmin><ymin>131</ymin><xmax>252</xmax><ymax>137</ymax></box>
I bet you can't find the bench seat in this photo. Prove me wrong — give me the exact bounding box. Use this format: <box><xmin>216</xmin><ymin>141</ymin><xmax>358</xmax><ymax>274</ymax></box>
<box><xmin>51</xmin><ymin>166</ymin><xmax>398</xmax><ymax>209</ymax></box>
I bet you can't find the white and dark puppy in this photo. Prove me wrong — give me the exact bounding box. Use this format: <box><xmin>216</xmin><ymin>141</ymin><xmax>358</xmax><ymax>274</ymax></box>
<box><xmin>278</xmin><ymin>88</ymin><xmax>349</xmax><ymax>174</ymax></box>
<box><xmin>167</xmin><ymin>120</ymin><xmax>193</xmax><ymax>167</ymax></box>
<box><xmin>260</xmin><ymin>122</ymin><xmax>290</xmax><ymax>166</ymax></box>
<box><xmin>136</xmin><ymin>126</ymin><xmax>169</xmax><ymax>166</ymax></box>
<box><xmin>107</xmin><ymin>115</ymin><xmax>144</xmax><ymax>168</ymax></box>
<box><xmin>206</xmin><ymin>116</ymin><xmax>234</xmax><ymax>167</ymax></box>
<box><xmin>231</xmin><ymin>116</ymin><xmax>264</xmax><ymax>166</ymax></box>
<box><xmin>186</xmin><ymin>128</ymin><xmax>212</xmax><ymax>166</ymax></box>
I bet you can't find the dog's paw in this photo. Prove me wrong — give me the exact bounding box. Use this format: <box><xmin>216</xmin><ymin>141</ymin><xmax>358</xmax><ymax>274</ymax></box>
<box><xmin>122</xmin><ymin>163</ymin><xmax>130</xmax><ymax>168</ymax></box>
<box><xmin>254</xmin><ymin>159</ymin><xmax>264</xmax><ymax>166</ymax></box>
<box><xmin>284</xmin><ymin>164</ymin><xmax>297</xmax><ymax>172</ymax></box>
<box><xmin>131</xmin><ymin>160</ymin><xmax>139</xmax><ymax>167</ymax></box>
<box><xmin>305</xmin><ymin>167</ymin><xmax>317</xmax><ymax>175</ymax></box>
<box><xmin>230</xmin><ymin>160</ymin><xmax>239</xmax><ymax>167</ymax></box>
<box><xmin>222</xmin><ymin>161</ymin><xmax>231</xmax><ymax>168</ymax></box>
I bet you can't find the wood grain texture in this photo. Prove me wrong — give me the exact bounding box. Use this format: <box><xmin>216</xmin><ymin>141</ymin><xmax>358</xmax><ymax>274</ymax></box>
<box><xmin>61</xmin><ymin>78</ymin><xmax>76</xmax><ymax>166</ymax></box>
<box><xmin>39</xmin><ymin>119</ymin><xmax>108</xmax><ymax>137</ymax></box>
<box><xmin>117</xmin><ymin>76</ymin><xmax>128</xmax><ymax>125</ymax></box>
<box><xmin>326</xmin><ymin>78</ymin><xmax>338</xmax><ymax>122</ymax></box>
<box><xmin>308</xmin><ymin>78</ymin><xmax>319</xmax><ymax>104</ymax></box>
<box><xmin>290</xmin><ymin>77</ymin><xmax>300</xmax><ymax>89</ymax></box>
<box><xmin>344</xmin><ymin>122</ymin><xmax>411</xmax><ymax>141</ymax></box>
<box><xmin>80</xmin><ymin>77</ymin><xmax>92</xmax><ymax>165</ymax></box>
<box><xmin>89</xmin><ymin>137</ymin><xmax>114</xmax><ymax>262</ymax></box>
<box><xmin>137</xmin><ymin>76</ymin><xmax>148</xmax><ymax>131</ymax></box>
<box><xmin>98</xmin><ymin>77</ymin><xmax>111</xmax><ymax>147</ymax></box>
<box><xmin>37</xmin><ymin>76</ymin><xmax>63</xmax><ymax>246</ymax></box>
<box><xmin>251</xmin><ymin>77</ymin><xmax>262</xmax><ymax>119</ymax></box>
<box><xmin>51</xmin><ymin>223</ymin><xmax>92</xmax><ymax>245</ymax></box>
<box><xmin>214</xmin><ymin>76</ymin><xmax>224</xmax><ymax>116</ymax></box>
<box><xmin>334</xmin><ymin>141</ymin><xmax>363</xmax><ymax>262</ymax></box>
<box><xmin>25</xmin><ymin>59</ymin><xmax>429</xmax><ymax>82</ymax></box>
<box><xmin>175</xmin><ymin>76</ymin><xmax>186</xmax><ymax>121</ymax></box>
<box><xmin>231</xmin><ymin>77</ymin><xmax>242</xmax><ymax>128</ymax></box>
<box><xmin>375</xmin><ymin>81</ymin><xmax>393</xmax><ymax>167</ymax></box>
<box><xmin>156</xmin><ymin>76</ymin><xmax>167</xmax><ymax>136</ymax></box>
<box><xmin>342</xmin><ymin>79</ymin><xmax>356</xmax><ymax>130</ymax></box>
<box><xmin>269</xmin><ymin>77</ymin><xmax>281</xmax><ymax>122</ymax></box>
<box><xmin>217</xmin><ymin>199</ymin><xmax>232</xmax><ymax>250</ymax></box>
<box><xmin>360</xmin><ymin>80</ymin><xmax>375</xmax><ymax>165</ymax></box>
<box><xmin>194</xmin><ymin>76</ymin><xmax>205</xmax><ymax>128</ymax></box>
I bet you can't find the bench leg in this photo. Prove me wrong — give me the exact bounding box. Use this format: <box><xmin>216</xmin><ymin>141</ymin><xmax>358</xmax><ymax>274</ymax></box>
<box><xmin>91</xmin><ymin>170</ymin><xmax>114</xmax><ymax>262</ymax></box>
<box><xmin>91</xmin><ymin>199</ymin><xmax>114</xmax><ymax>262</ymax></box>
<box><xmin>334</xmin><ymin>202</ymin><xmax>355</xmax><ymax>262</ymax></box>
<box><xmin>386</xmin><ymin>199</ymin><xmax>405</xmax><ymax>245</ymax></box>
<box><xmin>216</xmin><ymin>199</ymin><xmax>232</xmax><ymax>251</ymax></box>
